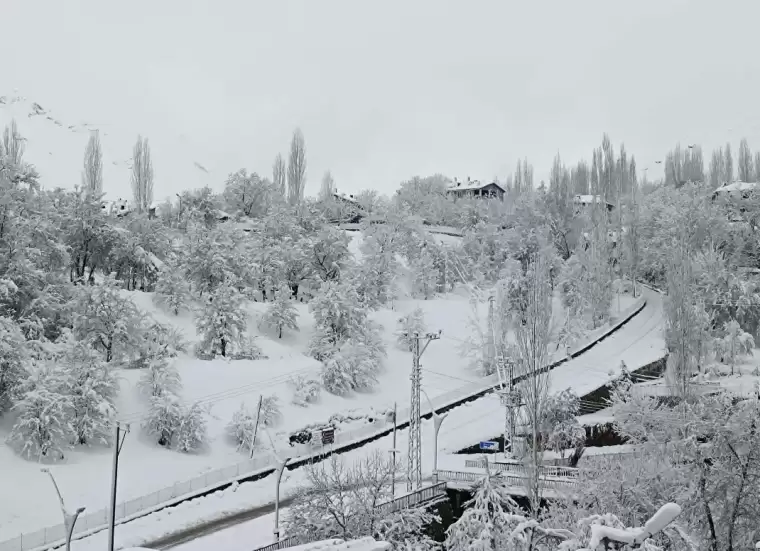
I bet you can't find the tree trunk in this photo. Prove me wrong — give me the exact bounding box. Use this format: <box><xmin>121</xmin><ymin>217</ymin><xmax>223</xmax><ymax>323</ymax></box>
<box><xmin>278</xmin><ymin>325</ymin><xmax>283</xmax><ymax>339</ymax></box>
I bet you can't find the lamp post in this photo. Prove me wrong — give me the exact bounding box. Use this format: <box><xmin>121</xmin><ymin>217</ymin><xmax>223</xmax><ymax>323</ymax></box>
<box><xmin>41</xmin><ymin>469</ymin><xmax>85</xmax><ymax>551</ymax></box>
<box><xmin>421</xmin><ymin>390</ymin><xmax>447</xmax><ymax>483</ymax></box>
<box><xmin>273</xmin><ymin>456</ymin><xmax>291</xmax><ymax>542</ymax></box>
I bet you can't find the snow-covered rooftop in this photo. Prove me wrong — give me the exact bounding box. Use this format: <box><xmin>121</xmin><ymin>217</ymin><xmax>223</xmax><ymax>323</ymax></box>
<box><xmin>713</xmin><ymin>181</ymin><xmax>758</xmax><ymax>194</ymax></box>
<box><xmin>283</xmin><ymin>537</ymin><xmax>391</xmax><ymax>551</ymax></box>
<box><xmin>447</xmin><ymin>178</ymin><xmax>504</xmax><ymax>192</ymax></box>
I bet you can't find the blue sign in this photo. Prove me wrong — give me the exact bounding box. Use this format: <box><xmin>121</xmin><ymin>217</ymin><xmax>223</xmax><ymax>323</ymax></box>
<box><xmin>479</xmin><ymin>441</ymin><xmax>498</xmax><ymax>450</ymax></box>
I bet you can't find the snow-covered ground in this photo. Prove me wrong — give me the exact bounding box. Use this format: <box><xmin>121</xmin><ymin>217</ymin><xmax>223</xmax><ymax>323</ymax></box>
<box><xmin>32</xmin><ymin>288</ymin><xmax>664</xmax><ymax>551</ymax></box>
<box><xmin>2</xmin><ymin>229</ymin><xmax>605</xmax><ymax>544</ymax></box>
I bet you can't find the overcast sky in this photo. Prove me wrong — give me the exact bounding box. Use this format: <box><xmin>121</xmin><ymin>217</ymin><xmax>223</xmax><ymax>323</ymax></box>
<box><xmin>4</xmin><ymin>0</ymin><xmax>760</xmax><ymax>200</ymax></box>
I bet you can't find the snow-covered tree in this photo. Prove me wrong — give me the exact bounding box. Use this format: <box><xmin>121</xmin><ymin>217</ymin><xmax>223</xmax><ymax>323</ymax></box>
<box><xmin>0</xmin><ymin>315</ymin><xmax>28</xmax><ymax>414</ymax></box>
<box><xmin>175</xmin><ymin>402</ymin><xmax>208</xmax><ymax>453</ymax></box>
<box><xmin>287</xmin><ymin>128</ymin><xmax>307</xmax><ymax>206</ymax></box>
<box><xmin>353</xmin><ymin>230</ymin><xmax>399</xmax><ymax>309</ymax></box>
<box><xmin>72</xmin><ymin>274</ymin><xmax>146</xmax><ymax>363</ymax></box>
<box><xmin>195</xmin><ymin>283</ymin><xmax>248</xmax><ymax>359</ymax></box>
<box><xmin>153</xmin><ymin>268</ymin><xmax>191</xmax><ymax>315</ymax></box>
<box><xmin>7</xmin><ymin>366</ymin><xmax>72</xmax><ymax>461</ymax></box>
<box><xmin>130</xmin><ymin>135</ymin><xmax>154</xmax><ymax>214</ymax></box>
<box><xmin>311</xmin><ymin>227</ymin><xmax>350</xmax><ymax>282</ymax></box>
<box><xmin>411</xmin><ymin>246</ymin><xmax>439</xmax><ymax>300</ymax></box>
<box><xmin>541</xmin><ymin>388</ymin><xmax>585</xmax><ymax>461</ymax></box>
<box><xmin>63</xmin><ymin>339</ymin><xmax>118</xmax><ymax>446</ymax></box>
<box><xmin>137</xmin><ymin>358</ymin><xmax>182</xmax><ymax>399</ymax></box>
<box><xmin>716</xmin><ymin>319</ymin><xmax>754</xmax><ymax>375</ymax></box>
<box><xmin>144</xmin><ymin>392</ymin><xmax>183</xmax><ymax>447</ymax></box>
<box><xmin>395</xmin><ymin>307</ymin><xmax>426</xmax><ymax>352</ymax></box>
<box><xmin>259</xmin><ymin>394</ymin><xmax>282</xmax><ymax>427</ymax></box>
<box><xmin>81</xmin><ymin>130</ymin><xmax>103</xmax><ymax>197</ymax></box>
<box><xmin>290</xmin><ymin>375</ymin><xmax>322</xmax><ymax>407</ymax></box>
<box><xmin>308</xmin><ymin>280</ymin><xmax>369</xmax><ymax>360</ymax></box>
<box><xmin>321</xmin><ymin>339</ymin><xmax>381</xmax><ymax>395</ymax></box>
<box><xmin>261</xmin><ymin>284</ymin><xmax>299</xmax><ymax>338</ymax></box>
<box><xmin>227</xmin><ymin>402</ymin><xmax>261</xmax><ymax>453</ymax></box>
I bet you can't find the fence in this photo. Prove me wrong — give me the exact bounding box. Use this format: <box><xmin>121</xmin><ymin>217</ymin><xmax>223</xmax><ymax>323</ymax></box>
<box><xmin>1</xmin><ymin>295</ymin><xmax>651</xmax><ymax>551</ymax></box>
<box><xmin>254</xmin><ymin>535</ymin><xmax>323</xmax><ymax>551</ymax></box>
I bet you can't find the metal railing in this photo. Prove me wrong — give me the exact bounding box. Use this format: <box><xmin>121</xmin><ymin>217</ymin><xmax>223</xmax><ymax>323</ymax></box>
<box><xmin>437</xmin><ymin>469</ymin><xmax>578</xmax><ymax>493</ymax></box>
<box><xmin>254</xmin><ymin>534</ymin><xmax>323</xmax><ymax>551</ymax></box>
<box><xmin>1</xmin><ymin>295</ymin><xmax>650</xmax><ymax>551</ymax></box>
<box><xmin>463</xmin><ymin>459</ymin><xmax>579</xmax><ymax>479</ymax></box>
<box><xmin>374</xmin><ymin>482</ymin><xmax>448</xmax><ymax>516</ymax></box>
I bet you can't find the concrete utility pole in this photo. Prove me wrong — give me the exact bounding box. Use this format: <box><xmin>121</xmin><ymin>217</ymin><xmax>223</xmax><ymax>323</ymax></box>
<box><xmin>107</xmin><ymin>422</ymin><xmax>130</xmax><ymax>551</ymax></box>
<box><xmin>250</xmin><ymin>394</ymin><xmax>264</xmax><ymax>459</ymax></box>
<box><xmin>41</xmin><ymin>469</ymin><xmax>85</xmax><ymax>551</ymax></box>
<box><xmin>407</xmin><ymin>330</ymin><xmax>441</xmax><ymax>492</ymax></box>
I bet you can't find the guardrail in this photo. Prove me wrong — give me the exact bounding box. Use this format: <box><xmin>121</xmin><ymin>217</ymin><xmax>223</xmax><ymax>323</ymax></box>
<box><xmin>462</xmin><ymin>459</ymin><xmax>579</xmax><ymax>479</ymax></box>
<box><xmin>2</xmin><ymin>295</ymin><xmax>650</xmax><ymax>551</ymax></box>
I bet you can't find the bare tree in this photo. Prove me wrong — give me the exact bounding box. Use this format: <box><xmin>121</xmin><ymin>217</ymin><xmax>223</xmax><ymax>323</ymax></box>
<box><xmin>130</xmin><ymin>135</ymin><xmax>154</xmax><ymax>214</ymax></box>
<box><xmin>738</xmin><ymin>138</ymin><xmax>753</xmax><ymax>182</ymax></box>
<box><xmin>273</xmin><ymin>153</ymin><xmax>286</xmax><ymax>196</ymax></box>
<box><xmin>755</xmin><ymin>151</ymin><xmax>760</xmax><ymax>183</ymax></box>
<box><xmin>81</xmin><ymin>130</ymin><xmax>103</xmax><ymax>197</ymax></box>
<box><xmin>287</xmin><ymin>128</ymin><xmax>307</xmax><ymax>205</ymax></box>
<box><xmin>1</xmin><ymin>119</ymin><xmax>23</xmax><ymax>166</ymax></box>
<box><xmin>319</xmin><ymin>170</ymin><xmax>335</xmax><ymax>201</ymax></box>
<box><xmin>514</xmin><ymin>245</ymin><xmax>554</xmax><ymax>514</ymax></box>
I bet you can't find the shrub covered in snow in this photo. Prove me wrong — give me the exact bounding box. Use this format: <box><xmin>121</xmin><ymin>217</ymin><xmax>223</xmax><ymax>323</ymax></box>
<box><xmin>259</xmin><ymin>394</ymin><xmax>282</xmax><ymax>427</ymax></box>
<box><xmin>289</xmin><ymin>375</ymin><xmax>322</xmax><ymax>407</ymax></box>
<box><xmin>143</xmin><ymin>393</ymin><xmax>208</xmax><ymax>452</ymax></box>
<box><xmin>227</xmin><ymin>402</ymin><xmax>262</xmax><ymax>453</ymax></box>
<box><xmin>175</xmin><ymin>402</ymin><xmax>208</xmax><ymax>453</ymax></box>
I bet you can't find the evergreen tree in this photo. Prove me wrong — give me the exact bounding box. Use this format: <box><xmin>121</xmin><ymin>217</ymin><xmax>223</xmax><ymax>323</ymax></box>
<box><xmin>261</xmin><ymin>284</ymin><xmax>299</xmax><ymax>338</ymax></box>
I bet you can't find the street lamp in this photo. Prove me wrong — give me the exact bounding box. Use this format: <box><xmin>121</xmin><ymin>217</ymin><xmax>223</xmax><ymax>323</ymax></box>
<box><xmin>262</xmin><ymin>428</ymin><xmax>291</xmax><ymax>542</ymax></box>
<box><xmin>41</xmin><ymin>469</ymin><xmax>86</xmax><ymax>551</ymax></box>
<box><xmin>421</xmin><ymin>389</ymin><xmax>447</xmax><ymax>483</ymax></box>
<box><xmin>273</xmin><ymin>456</ymin><xmax>291</xmax><ymax>541</ymax></box>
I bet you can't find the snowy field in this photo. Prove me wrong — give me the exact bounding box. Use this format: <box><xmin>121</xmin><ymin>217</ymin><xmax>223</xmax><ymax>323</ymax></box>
<box><xmin>38</xmin><ymin>288</ymin><xmax>663</xmax><ymax>551</ymax></box>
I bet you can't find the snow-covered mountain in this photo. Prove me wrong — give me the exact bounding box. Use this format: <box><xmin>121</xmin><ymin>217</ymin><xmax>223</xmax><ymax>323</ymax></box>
<box><xmin>0</xmin><ymin>91</ymin><xmax>219</xmax><ymax>201</ymax></box>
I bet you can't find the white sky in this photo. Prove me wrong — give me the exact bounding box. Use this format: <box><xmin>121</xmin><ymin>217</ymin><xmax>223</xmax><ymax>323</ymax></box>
<box><xmin>5</xmin><ymin>0</ymin><xmax>760</xmax><ymax>199</ymax></box>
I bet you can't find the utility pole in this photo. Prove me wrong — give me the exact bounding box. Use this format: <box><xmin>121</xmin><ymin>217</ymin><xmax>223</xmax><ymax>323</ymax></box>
<box><xmin>389</xmin><ymin>402</ymin><xmax>398</xmax><ymax>498</ymax></box>
<box><xmin>250</xmin><ymin>394</ymin><xmax>263</xmax><ymax>458</ymax></box>
<box><xmin>407</xmin><ymin>331</ymin><xmax>441</xmax><ymax>492</ymax></box>
<box><xmin>107</xmin><ymin>422</ymin><xmax>129</xmax><ymax>551</ymax></box>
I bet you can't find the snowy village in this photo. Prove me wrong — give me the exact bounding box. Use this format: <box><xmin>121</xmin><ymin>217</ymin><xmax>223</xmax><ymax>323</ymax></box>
<box><xmin>2</xmin><ymin>4</ymin><xmax>760</xmax><ymax>551</ymax></box>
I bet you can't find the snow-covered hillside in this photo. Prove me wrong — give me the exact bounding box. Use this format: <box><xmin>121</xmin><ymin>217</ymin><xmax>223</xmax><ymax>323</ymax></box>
<box><xmin>0</xmin><ymin>227</ymin><xmax>637</xmax><ymax>541</ymax></box>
